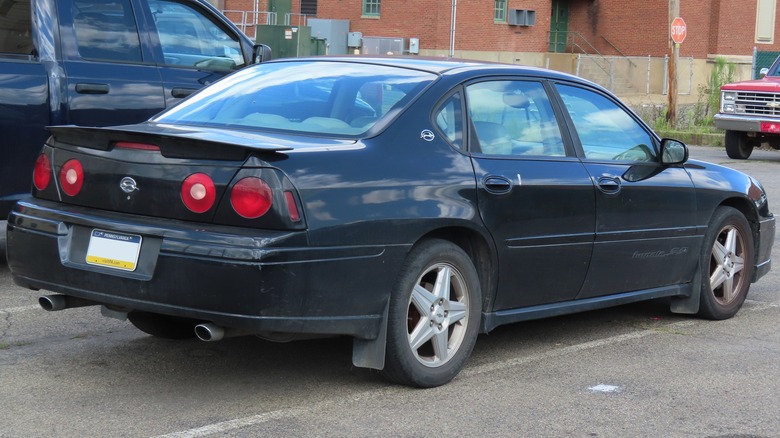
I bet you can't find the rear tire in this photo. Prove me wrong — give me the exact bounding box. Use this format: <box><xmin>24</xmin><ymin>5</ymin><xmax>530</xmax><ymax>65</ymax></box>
<box><xmin>128</xmin><ymin>311</ymin><xmax>198</xmax><ymax>339</ymax></box>
<box><xmin>697</xmin><ymin>207</ymin><xmax>754</xmax><ymax>320</ymax></box>
<box><xmin>724</xmin><ymin>130</ymin><xmax>753</xmax><ymax>159</ymax></box>
<box><xmin>381</xmin><ymin>239</ymin><xmax>481</xmax><ymax>388</ymax></box>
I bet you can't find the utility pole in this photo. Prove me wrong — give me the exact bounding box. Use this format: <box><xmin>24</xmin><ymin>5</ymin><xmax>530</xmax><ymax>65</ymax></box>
<box><xmin>666</xmin><ymin>0</ymin><xmax>680</xmax><ymax>127</ymax></box>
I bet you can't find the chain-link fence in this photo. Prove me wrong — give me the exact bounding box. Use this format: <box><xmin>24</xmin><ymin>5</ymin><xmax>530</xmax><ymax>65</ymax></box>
<box><xmin>753</xmin><ymin>48</ymin><xmax>780</xmax><ymax>79</ymax></box>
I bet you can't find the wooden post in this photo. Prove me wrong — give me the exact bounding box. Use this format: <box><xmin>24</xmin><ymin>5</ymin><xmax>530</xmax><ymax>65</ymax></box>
<box><xmin>666</xmin><ymin>0</ymin><xmax>680</xmax><ymax>128</ymax></box>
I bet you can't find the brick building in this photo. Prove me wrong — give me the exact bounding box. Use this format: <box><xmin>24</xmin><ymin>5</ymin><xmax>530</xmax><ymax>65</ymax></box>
<box><xmin>214</xmin><ymin>0</ymin><xmax>780</xmax><ymax>94</ymax></box>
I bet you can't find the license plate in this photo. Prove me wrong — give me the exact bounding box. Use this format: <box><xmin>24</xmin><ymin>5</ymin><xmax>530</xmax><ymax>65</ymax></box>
<box><xmin>86</xmin><ymin>229</ymin><xmax>142</xmax><ymax>271</ymax></box>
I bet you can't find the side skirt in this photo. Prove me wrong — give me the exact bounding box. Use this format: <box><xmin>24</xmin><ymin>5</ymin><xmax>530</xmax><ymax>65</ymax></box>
<box><xmin>481</xmin><ymin>284</ymin><xmax>693</xmax><ymax>333</ymax></box>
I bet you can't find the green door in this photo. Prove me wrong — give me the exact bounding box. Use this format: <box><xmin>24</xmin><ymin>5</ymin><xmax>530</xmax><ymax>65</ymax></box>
<box><xmin>269</xmin><ymin>0</ymin><xmax>292</xmax><ymax>23</ymax></box>
<box><xmin>549</xmin><ymin>0</ymin><xmax>569</xmax><ymax>52</ymax></box>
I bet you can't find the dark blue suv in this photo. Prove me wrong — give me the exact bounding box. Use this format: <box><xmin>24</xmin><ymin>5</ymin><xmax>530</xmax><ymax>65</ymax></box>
<box><xmin>0</xmin><ymin>0</ymin><xmax>268</xmax><ymax>217</ymax></box>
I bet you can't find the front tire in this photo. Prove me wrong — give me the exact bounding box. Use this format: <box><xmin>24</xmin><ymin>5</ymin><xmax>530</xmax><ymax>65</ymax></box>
<box><xmin>724</xmin><ymin>130</ymin><xmax>754</xmax><ymax>159</ymax></box>
<box><xmin>381</xmin><ymin>240</ymin><xmax>481</xmax><ymax>388</ymax></box>
<box><xmin>698</xmin><ymin>207</ymin><xmax>754</xmax><ymax>320</ymax></box>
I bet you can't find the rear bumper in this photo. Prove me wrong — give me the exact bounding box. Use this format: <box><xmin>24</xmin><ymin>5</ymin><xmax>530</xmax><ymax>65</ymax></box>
<box><xmin>7</xmin><ymin>200</ymin><xmax>406</xmax><ymax>339</ymax></box>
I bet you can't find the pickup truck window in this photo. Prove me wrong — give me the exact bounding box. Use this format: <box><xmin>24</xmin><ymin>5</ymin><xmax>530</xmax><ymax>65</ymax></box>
<box><xmin>150</xmin><ymin>0</ymin><xmax>245</xmax><ymax>71</ymax></box>
<box><xmin>0</xmin><ymin>0</ymin><xmax>33</xmax><ymax>55</ymax></box>
<box><xmin>72</xmin><ymin>0</ymin><xmax>143</xmax><ymax>62</ymax></box>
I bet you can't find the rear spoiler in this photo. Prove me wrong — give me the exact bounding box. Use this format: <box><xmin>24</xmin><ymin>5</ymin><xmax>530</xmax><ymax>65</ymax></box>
<box><xmin>47</xmin><ymin>124</ymin><xmax>294</xmax><ymax>161</ymax></box>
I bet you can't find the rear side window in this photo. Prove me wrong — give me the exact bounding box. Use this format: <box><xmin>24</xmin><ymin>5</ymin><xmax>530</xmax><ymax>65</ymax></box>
<box><xmin>72</xmin><ymin>0</ymin><xmax>142</xmax><ymax>62</ymax></box>
<box><xmin>0</xmin><ymin>0</ymin><xmax>33</xmax><ymax>55</ymax></box>
<box><xmin>149</xmin><ymin>0</ymin><xmax>245</xmax><ymax>71</ymax></box>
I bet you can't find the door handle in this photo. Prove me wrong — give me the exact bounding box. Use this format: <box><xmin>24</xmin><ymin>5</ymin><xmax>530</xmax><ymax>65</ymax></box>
<box><xmin>75</xmin><ymin>83</ymin><xmax>109</xmax><ymax>94</ymax></box>
<box><xmin>483</xmin><ymin>176</ymin><xmax>513</xmax><ymax>195</ymax></box>
<box><xmin>171</xmin><ymin>87</ymin><xmax>198</xmax><ymax>98</ymax></box>
<box><xmin>597</xmin><ymin>176</ymin><xmax>622</xmax><ymax>194</ymax></box>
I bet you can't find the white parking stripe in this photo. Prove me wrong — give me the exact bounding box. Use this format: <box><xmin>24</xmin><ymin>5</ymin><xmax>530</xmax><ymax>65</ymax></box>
<box><xmin>0</xmin><ymin>304</ymin><xmax>40</xmax><ymax>315</ymax></box>
<box><xmin>147</xmin><ymin>299</ymin><xmax>774</xmax><ymax>437</ymax></box>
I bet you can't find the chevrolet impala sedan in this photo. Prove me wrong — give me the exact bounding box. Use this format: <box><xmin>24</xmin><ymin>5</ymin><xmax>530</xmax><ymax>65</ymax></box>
<box><xmin>7</xmin><ymin>57</ymin><xmax>775</xmax><ymax>387</ymax></box>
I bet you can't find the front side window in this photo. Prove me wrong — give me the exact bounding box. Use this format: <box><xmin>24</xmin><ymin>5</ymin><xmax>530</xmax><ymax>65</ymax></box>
<box><xmin>466</xmin><ymin>80</ymin><xmax>565</xmax><ymax>156</ymax></box>
<box><xmin>494</xmin><ymin>0</ymin><xmax>507</xmax><ymax>22</ymax></box>
<box><xmin>155</xmin><ymin>61</ymin><xmax>436</xmax><ymax>137</ymax></box>
<box><xmin>0</xmin><ymin>0</ymin><xmax>33</xmax><ymax>55</ymax></box>
<box><xmin>556</xmin><ymin>84</ymin><xmax>656</xmax><ymax>162</ymax></box>
<box><xmin>72</xmin><ymin>0</ymin><xmax>142</xmax><ymax>62</ymax></box>
<box><xmin>362</xmin><ymin>0</ymin><xmax>380</xmax><ymax>16</ymax></box>
<box><xmin>149</xmin><ymin>0</ymin><xmax>244</xmax><ymax>71</ymax></box>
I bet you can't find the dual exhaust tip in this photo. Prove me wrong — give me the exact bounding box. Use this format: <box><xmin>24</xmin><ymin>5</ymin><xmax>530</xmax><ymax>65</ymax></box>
<box><xmin>39</xmin><ymin>294</ymin><xmax>233</xmax><ymax>342</ymax></box>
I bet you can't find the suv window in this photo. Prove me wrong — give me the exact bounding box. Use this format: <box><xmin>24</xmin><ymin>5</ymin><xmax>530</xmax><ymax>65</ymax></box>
<box><xmin>150</xmin><ymin>0</ymin><xmax>244</xmax><ymax>71</ymax></box>
<box><xmin>72</xmin><ymin>0</ymin><xmax>143</xmax><ymax>62</ymax></box>
<box><xmin>0</xmin><ymin>0</ymin><xmax>33</xmax><ymax>55</ymax></box>
<box><xmin>556</xmin><ymin>84</ymin><xmax>656</xmax><ymax>162</ymax></box>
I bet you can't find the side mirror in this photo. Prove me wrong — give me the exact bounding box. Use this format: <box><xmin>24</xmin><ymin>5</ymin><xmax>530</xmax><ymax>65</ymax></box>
<box><xmin>252</xmin><ymin>44</ymin><xmax>272</xmax><ymax>64</ymax></box>
<box><xmin>660</xmin><ymin>138</ymin><xmax>688</xmax><ymax>165</ymax></box>
<box><xmin>760</xmin><ymin>67</ymin><xmax>769</xmax><ymax>78</ymax></box>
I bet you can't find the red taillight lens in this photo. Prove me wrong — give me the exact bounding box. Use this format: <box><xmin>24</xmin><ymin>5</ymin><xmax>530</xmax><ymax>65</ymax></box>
<box><xmin>181</xmin><ymin>173</ymin><xmax>216</xmax><ymax>213</ymax></box>
<box><xmin>59</xmin><ymin>159</ymin><xmax>84</xmax><ymax>196</ymax></box>
<box><xmin>284</xmin><ymin>191</ymin><xmax>301</xmax><ymax>222</ymax></box>
<box><xmin>230</xmin><ymin>177</ymin><xmax>273</xmax><ymax>219</ymax></box>
<box><xmin>33</xmin><ymin>154</ymin><xmax>51</xmax><ymax>191</ymax></box>
<box><xmin>114</xmin><ymin>141</ymin><xmax>160</xmax><ymax>152</ymax></box>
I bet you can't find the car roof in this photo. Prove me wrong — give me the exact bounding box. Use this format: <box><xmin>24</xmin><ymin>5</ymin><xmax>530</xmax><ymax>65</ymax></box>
<box><xmin>270</xmin><ymin>56</ymin><xmax>588</xmax><ymax>84</ymax></box>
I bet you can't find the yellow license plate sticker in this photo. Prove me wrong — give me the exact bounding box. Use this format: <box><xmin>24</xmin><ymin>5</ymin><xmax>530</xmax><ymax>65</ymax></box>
<box><xmin>86</xmin><ymin>229</ymin><xmax>142</xmax><ymax>271</ymax></box>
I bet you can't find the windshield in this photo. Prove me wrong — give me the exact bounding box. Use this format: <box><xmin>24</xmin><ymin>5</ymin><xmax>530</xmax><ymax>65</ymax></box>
<box><xmin>154</xmin><ymin>61</ymin><xmax>437</xmax><ymax>136</ymax></box>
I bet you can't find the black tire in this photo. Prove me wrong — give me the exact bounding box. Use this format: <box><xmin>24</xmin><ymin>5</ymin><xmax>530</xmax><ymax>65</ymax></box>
<box><xmin>381</xmin><ymin>239</ymin><xmax>481</xmax><ymax>388</ymax></box>
<box><xmin>697</xmin><ymin>207</ymin><xmax>754</xmax><ymax>320</ymax></box>
<box><xmin>128</xmin><ymin>311</ymin><xmax>199</xmax><ymax>339</ymax></box>
<box><xmin>724</xmin><ymin>130</ymin><xmax>754</xmax><ymax>159</ymax></box>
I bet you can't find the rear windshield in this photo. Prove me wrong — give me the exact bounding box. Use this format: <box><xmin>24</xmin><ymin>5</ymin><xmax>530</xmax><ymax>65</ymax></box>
<box><xmin>154</xmin><ymin>61</ymin><xmax>437</xmax><ymax>136</ymax></box>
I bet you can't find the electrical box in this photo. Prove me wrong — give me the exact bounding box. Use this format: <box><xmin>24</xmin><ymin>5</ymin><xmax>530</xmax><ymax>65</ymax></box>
<box><xmin>308</xmin><ymin>19</ymin><xmax>350</xmax><ymax>55</ymax></box>
<box><xmin>508</xmin><ymin>9</ymin><xmax>536</xmax><ymax>26</ymax></box>
<box><xmin>362</xmin><ymin>37</ymin><xmax>406</xmax><ymax>55</ymax></box>
<box><xmin>255</xmin><ymin>25</ymin><xmax>314</xmax><ymax>59</ymax></box>
<box><xmin>409</xmin><ymin>38</ymin><xmax>419</xmax><ymax>54</ymax></box>
<box><xmin>347</xmin><ymin>32</ymin><xmax>362</xmax><ymax>47</ymax></box>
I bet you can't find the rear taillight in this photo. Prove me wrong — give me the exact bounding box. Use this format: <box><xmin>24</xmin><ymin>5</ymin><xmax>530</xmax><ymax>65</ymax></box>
<box><xmin>181</xmin><ymin>173</ymin><xmax>216</xmax><ymax>213</ymax></box>
<box><xmin>284</xmin><ymin>191</ymin><xmax>301</xmax><ymax>222</ymax></box>
<box><xmin>59</xmin><ymin>159</ymin><xmax>84</xmax><ymax>196</ymax></box>
<box><xmin>230</xmin><ymin>177</ymin><xmax>273</xmax><ymax>219</ymax></box>
<box><xmin>33</xmin><ymin>153</ymin><xmax>51</xmax><ymax>191</ymax></box>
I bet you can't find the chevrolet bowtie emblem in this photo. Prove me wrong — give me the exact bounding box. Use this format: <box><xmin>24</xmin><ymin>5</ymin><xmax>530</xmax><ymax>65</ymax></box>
<box><xmin>120</xmin><ymin>177</ymin><xmax>139</xmax><ymax>193</ymax></box>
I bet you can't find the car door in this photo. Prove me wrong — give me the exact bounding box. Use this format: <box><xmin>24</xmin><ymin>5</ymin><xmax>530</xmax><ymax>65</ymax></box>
<box><xmin>59</xmin><ymin>0</ymin><xmax>166</xmax><ymax>126</ymax></box>
<box><xmin>553</xmin><ymin>83</ymin><xmax>699</xmax><ymax>298</ymax></box>
<box><xmin>458</xmin><ymin>79</ymin><xmax>596</xmax><ymax>310</ymax></box>
<box><xmin>142</xmin><ymin>0</ymin><xmax>248</xmax><ymax>107</ymax></box>
<box><xmin>0</xmin><ymin>0</ymin><xmax>49</xmax><ymax>215</ymax></box>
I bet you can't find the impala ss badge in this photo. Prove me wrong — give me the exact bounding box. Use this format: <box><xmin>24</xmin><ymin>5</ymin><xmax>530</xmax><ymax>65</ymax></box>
<box><xmin>119</xmin><ymin>177</ymin><xmax>139</xmax><ymax>194</ymax></box>
<box><xmin>420</xmin><ymin>130</ymin><xmax>435</xmax><ymax>142</ymax></box>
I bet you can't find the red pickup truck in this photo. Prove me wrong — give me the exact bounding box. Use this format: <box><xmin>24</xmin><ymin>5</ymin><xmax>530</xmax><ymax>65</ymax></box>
<box><xmin>715</xmin><ymin>57</ymin><xmax>780</xmax><ymax>159</ymax></box>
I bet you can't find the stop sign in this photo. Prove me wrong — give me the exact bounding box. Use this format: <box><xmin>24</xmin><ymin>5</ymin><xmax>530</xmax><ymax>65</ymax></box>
<box><xmin>671</xmin><ymin>17</ymin><xmax>687</xmax><ymax>44</ymax></box>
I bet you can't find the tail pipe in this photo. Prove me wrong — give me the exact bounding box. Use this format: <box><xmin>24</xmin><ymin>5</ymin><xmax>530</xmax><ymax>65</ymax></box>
<box><xmin>39</xmin><ymin>294</ymin><xmax>100</xmax><ymax>311</ymax></box>
<box><xmin>194</xmin><ymin>323</ymin><xmax>254</xmax><ymax>342</ymax></box>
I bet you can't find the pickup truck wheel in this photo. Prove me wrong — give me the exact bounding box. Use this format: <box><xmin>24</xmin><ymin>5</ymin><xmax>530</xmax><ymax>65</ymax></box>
<box><xmin>697</xmin><ymin>207</ymin><xmax>754</xmax><ymax>320</ymax></box>
<box><xmin>128</xmin><ymin>311</ymin><xmax>199</xmax><ymax>339</ymax></box>
<box><xmin>381</xmin><ymin>239</ymin><xmax>481</xmax><ymax>388</ymax></box>
<box><xmin>724</xmin><ymin>130</ymin><xmax>753</xmax><ymax>159</ymax></box>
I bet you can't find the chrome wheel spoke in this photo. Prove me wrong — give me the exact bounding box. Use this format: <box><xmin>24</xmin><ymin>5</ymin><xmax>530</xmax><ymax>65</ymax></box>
<box><xmin>431</xmin><ymin>330</ymin><xmax>450</xmax><ymax>362</ymax></box>
<box><xmin>447</xmin><ymin>300</ymin><xmax>468</xmax><ymax>325</ymax></box>
<box><xmin>710</xmin><ymin>268</ymin><xmax>728</xmax><ymax>291</ymax></box>
<box><xmin>432</xmin><ymin>265</ymin><xmax>452</xmax><ymax>301</ymax></box>
<box><xmin>411</xmin><ymin>284</ymin><xmax>437</xmax><ymax>315</ymax></box>
<box><xmin>409</xmin><ymin>319</ymin><xmax>436</xmax><ymax>351</ymax></box>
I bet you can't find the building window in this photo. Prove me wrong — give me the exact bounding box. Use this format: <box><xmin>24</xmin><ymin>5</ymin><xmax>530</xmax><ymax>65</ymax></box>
<box><xmin>301</xmin><ymin>0</ymin><xmax>317</xmax><ymax>16</ymax></box>
<box><xmin>363</xmin><ymin>0</ymin><xmax>380</xmax><ymax>16</ymax></box>
<box><xmin>494</xmin><ymin>0</ymin><xmax>507</xmax><ymax>22</ymax></box>
<box><xmin>756</xmin><ymin>0</ymin><xmax>776</xmax><ymax>44</ymax></box>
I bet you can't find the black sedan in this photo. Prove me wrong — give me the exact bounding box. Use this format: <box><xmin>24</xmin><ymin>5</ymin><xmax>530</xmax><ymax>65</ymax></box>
<box><xmin>7</xmin><ymin>57</ymin><xmax>775</xmax><ymax>387</ymax></box>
